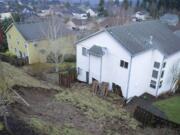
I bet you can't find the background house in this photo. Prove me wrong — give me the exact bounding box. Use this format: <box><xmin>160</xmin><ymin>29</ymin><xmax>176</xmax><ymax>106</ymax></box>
<box><xmin>133</xmin><ymin>11</ymin><xmax>150</xmax><ymax>21</ymax></box>
<box><xmin>160</xmin><ymin>13</ymin><xmax>179</xmax><ymax>26</ymax></box>
<box><xmin>86</xmin><ymin>8</ymin><xmax>97</xmax><ymax>17</ymax></box>
<box><xmin>5</xmin><ymin>21</ymin><xmax>76</xmax><ymax>64</ymax></box>
<box><xmin>76</xmin><ymin>21</ymin><xmax>180</xmax><ymax>99</ymax></box>
<box><xmin>0</xmin><ymin>12</ymin><xmax>12</xmax><ymax>20</ymax></box>
<box><xmin>71</xmin><ymin>7</ymin><xmax>88</xmax><ymax>20</ymax></box>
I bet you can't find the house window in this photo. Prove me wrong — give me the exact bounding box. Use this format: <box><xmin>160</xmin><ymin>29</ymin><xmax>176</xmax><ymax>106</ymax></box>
<box><xmin>150</xmin><ymin>80</ymin><xmax>156</xmax><ymax>89</ymax></box>
<box><xmin>154</xmin><ymin>62</ymin><xmax>160</xmax><ymax>69</ymax></box>
<box><xmin>163</xmin><ymin>62</ymin><xmax>166</xmax><ymax>68</ymax></box>
<box><xmin>8</xmin><ymin>34</ymin><xmax>11</xmax><ymax>39</ymax></box>
<box><xmin>82</xmin><ymin>47</ymin><xmax>87</xmax><ymax>56</ymax></box>
<box><xmin>152</xmin><ymin>70</ymin><xmax>158</xmax><ymax>79</ymax></box>
<box><xmin>161</xmin><ymin>71</ymin><xmax>164</xmax><ymax>78</ymax></box>
<box><xmin>120</xmin><ymin>60</ymin><xmax>128</xmax><ymax>69</ymax></box>
<box><xmin>159</xmin><ymin>80</ymin><xmax>163</xmax><ymax>88</ymax></box>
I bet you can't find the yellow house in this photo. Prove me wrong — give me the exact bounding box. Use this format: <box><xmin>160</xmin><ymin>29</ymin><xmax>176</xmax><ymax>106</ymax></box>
<box><xmin>5</xmin><ymin>21</ymin><xmax>76</xmax><ymax>64</ymax></box>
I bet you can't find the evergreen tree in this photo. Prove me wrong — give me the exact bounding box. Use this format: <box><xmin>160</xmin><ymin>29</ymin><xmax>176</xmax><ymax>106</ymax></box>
<box><xmin>114</xmin><ymin>0</ymin><xmax>120</xmax><ymax>6</ymax></box>
<box><xmin>98</xmin><ymin>0</ymin><xmax>107</xmax><ymax>16</ymax></box>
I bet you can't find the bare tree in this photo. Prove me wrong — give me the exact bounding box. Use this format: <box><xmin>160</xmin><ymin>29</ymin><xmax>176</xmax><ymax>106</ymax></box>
<box><xmin>170</xmin><ymin>59</ymin><xmax>180</xmax><ymax>93</ymax></box>
<box><xmin>39</xmin><ymin>15</ymin><xmax>75</xmax><ymax>72</ymax></box>
<box><xmin>112</xmin><ymin>6</ymin><xmax>134</xmax><ymax>26</ymax></box>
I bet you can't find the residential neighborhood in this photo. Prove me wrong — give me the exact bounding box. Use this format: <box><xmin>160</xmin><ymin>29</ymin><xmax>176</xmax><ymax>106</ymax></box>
<box><xmin>0</xmin><ymin>0</ymin><xmax>180</xmax><ymax>135</ymax></box>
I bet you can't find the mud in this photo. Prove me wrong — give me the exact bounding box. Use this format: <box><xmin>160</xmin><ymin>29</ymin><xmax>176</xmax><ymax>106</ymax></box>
<box><xmin>3</xmin><ymin>85</ymin><xmax>179</xmax><ymax>135</ymax></box>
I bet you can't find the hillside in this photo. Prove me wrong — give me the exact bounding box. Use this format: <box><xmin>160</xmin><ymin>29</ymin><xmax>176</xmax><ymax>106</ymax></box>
<box><xmin>0</xmin><ymin>61</ymin><xmax>59</xmax><ymax>93</ymax></box>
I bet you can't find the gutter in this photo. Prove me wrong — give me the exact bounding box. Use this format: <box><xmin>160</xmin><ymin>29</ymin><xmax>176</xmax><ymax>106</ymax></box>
<box><xmin>126</xmin><ymin>56</ymin><xmax>133</xmax><ymax>99</ymax></box>
<box><xmin>155</xmin><ymin>56</ymin><xmax>165</xmax><ymax>97</ymax></box>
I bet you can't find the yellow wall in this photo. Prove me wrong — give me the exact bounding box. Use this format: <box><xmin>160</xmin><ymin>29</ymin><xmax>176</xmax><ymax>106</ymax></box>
<box><xmin>6</xmin><ymin>24</ymin><xmax>76</xmax><ymax>64</ymax></box>
<box><xmin>6</xmin><ymin>24</ymin><xmax>28</xmax><ymax>58</ymax></box>
<box><xmin>28</xmin><ymin>35</ymin><xmax>76</xmax><ymax>64</ymax></box>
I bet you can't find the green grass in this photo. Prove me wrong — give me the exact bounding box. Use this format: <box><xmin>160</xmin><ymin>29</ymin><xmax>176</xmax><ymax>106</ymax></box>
<box><xmin>0</xmin><ymin>51</ymin><xmax>16</xmax><ymax>57</ymax></box>
<box><xmin>154</xmin><ymin>96</ymin><xmax>180</xmax><ymax>124</ymax></box>
<box><xmin>0</xmin><ymin>122</ymin><xmax>4</xmax><ymax>131</ymax></box>
<box><xmin>0</xmin><ymin>62</ymin><xmax>59</xmax><ymax>94</ymax></box>
<box><xmin>55</xmin><ymin>89</ymin><xmax>137</xmax><ymax>129</ymax></box>
<box><xmin>26</xmin><ymin>62</ymin><xmax>75</xmax><ymax>73</ymax></box>
<box><xmin>30</xmin><ymin>118</ymin><xmax>90</xmax><ymax>135</ymax></box>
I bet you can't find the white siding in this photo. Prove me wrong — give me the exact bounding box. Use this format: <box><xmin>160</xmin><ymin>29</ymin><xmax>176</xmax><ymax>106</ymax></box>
<box><xmin>76</xmin><ymin>30</ymin><xmax>180</xmax><ymax>99</ymax></box>
<box><xmin>158</xmin><ymin>51</ymin><xmax>180</xmax><ymax>95</ymax></box>
<box><xmin>128</xmin><ymin>50</ymin><xmax>164</xmax><ymax>98</ymax></box>
<box><xmin>76</xmin><ymin>31</ymin><xmax>131</xmax><ymax>97</ymax></box>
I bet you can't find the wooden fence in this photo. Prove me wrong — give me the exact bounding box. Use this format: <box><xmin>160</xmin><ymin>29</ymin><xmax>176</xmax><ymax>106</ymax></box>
<box><xmin>59</xmin><ymin>68</ymin><xmax>76</xmax><ymax>88</ymax></box>
<box><xmin>0</xmin><ymin>54</ymin><xmax>28</xmax><ymax>67</ymax></box>
<box><xmin>134</xmin><ymin>106</ymin><xmax>180</xmax><ymax>130</ymax></box>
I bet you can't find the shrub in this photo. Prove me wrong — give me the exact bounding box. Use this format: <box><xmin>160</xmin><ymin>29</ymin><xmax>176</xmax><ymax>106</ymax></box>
<box><xmin>64</xmin><ymin>54</ymin><xmax>76</xmax><ymax>62</ymax></box>
<box><xmin>3</xmin><ymin>51</ymin><xmax>16</xmax><ymax>58</ymax></box>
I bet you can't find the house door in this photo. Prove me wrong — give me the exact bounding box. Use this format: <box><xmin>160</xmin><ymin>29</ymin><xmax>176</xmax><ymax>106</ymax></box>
<box><xmin>86</xmin><ymin>72</ymin><xmax>89</xmax><ymax>83</ymax></box>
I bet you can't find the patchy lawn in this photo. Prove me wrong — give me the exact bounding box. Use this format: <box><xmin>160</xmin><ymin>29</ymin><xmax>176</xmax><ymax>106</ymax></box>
<box><xmin>153</xmin><ymin>96</ymin><xmax>180</xmax><ymax>124</ymax></box>
<box><xmin>10</xmin><ymin>84</ymin><xmax>138</xmax><ymax>135</ymax></box>
<box><xmin>0</xmin><ymin>62</ymin><xmax>59</xmax><ymax>93</ymax></box>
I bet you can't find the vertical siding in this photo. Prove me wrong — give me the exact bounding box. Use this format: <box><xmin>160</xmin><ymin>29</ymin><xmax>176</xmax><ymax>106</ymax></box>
<box><xmin>128</xmin><ymin>50</ymin><xmax>164</xmax><ymax>98</ymax></box>
<box><xmin>76</xmin><ymin>31</ymin><xmax>131</xmax><ymax>97</ymax></box>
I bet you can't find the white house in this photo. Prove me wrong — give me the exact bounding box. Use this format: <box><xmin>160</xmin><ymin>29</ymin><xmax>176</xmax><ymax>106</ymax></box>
<box><xmin>160</xmin><ymin>13</ymin><xmax>179</xmax><ymax>26</ymax></box>
<box><xmin>71</xmin><ymin>8</ymin><xmax>88</xmax><ymax>20</ymax></box>
<box><xmin>0</xmin><ymin>12</ymin><xmax>11</xmax><ymax>20</ymax></box>
<box><xmin>86</xmin><ymin>8</ymin><xmax>97</xmax><ymax>17</ymax></box>
<box><xmin>133</xmin><ymin>11</ymin><xmax>149</xmax><ymax>21</ymax></box>
<box><xmin>76</xmin><ymin>21</ymin><xmax>180</xmax><ymax>99</ymax></box>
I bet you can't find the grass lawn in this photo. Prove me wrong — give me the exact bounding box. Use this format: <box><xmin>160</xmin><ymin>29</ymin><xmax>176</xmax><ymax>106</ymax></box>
<box><xmin>153</xmin><ymin>96</ymin><xmax>180</xmax><ymax>124</ymax></box>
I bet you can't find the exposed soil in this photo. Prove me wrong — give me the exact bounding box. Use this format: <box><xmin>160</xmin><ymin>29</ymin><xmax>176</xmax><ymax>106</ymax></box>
<box><xmin>9</xmin><ymin>86</ymin><xmax>106</xmax><ymax>135</ymax></box>
<box><xmin>3</xmin><ymin>84</ymin><xmax>178</xmax><ymax>135</ymax></box>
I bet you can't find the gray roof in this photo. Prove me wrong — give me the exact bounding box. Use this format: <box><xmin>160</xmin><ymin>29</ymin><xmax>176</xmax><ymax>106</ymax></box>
<box><xmin>160</xmin><ymin>13</ymin><xmax>179</xmax><ymax>26</ymax></box>
<box><xmin>174</xmin><ymin>30</ymin><xmax>180</xmax><ymax>38</ymax></box>
<box><xmin>14</xmin><ymin>21</ymin><xmax>72</xmax><ymax>41</ymax></box>
<box><xmin>89</xmin><ymin>45</ymin><xmax>104</xmax><ymax>57</ymax></box>
<box><xmin>107</xmin><ymin>20</ymin><xmax>180</xmax><ymax>56</ymax></box>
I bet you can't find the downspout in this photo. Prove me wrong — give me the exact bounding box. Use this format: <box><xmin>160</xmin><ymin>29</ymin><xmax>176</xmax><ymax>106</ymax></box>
<box><xmin>100</xmin><ymin>56</ymin><xmax>103</xmax><ymax>82</ymax></box>
<box><xmin>126</xmin><ymin>56</ymin><xmax>133</xmax><ymax>99</ymax></box>
<box><xmin>155</xmin><ymin>56</ymin><xmax>165</xmax><ymax>97</ymax></box>
<box><xmin>88</xmin><ymin>53</ymin><xmax>90</xmax><ymax>84</ymax></box>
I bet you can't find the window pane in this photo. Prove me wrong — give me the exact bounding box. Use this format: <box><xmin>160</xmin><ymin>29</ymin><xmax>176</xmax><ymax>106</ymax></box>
<box><xmin>120</xmin><ymin>60</ymin><xmax>124</xmax><ymax>67</ymax></box>
<box><xmin>82</xmin><ymin>47</ymin><xmax>87</xmax><ymax>56</ymax></box>
<box><xmin>150</xmin><ymin>84</ymin><xmax>156</xmax><ymax>89</ymax></box>
<box><xmin>159</xmin><ymin>81</ymin><xmax>163</xmax><ymax>88</ymax></box>
<box><xmin>152</xmin><ymin>70</ymin><xmax>158</xmax><ymax>79</ymax></box>
<box><xmin>150</xmin><ymin>80</ymin><xmax>156</xmax><ymax>89</ymax></box>
<box><xmin>124</xmin><ymin>62</ymin><xmax>128</xmax><ymax>69</ymax></box>
<box><xmin>154</xmin><ymin>62</ymin><xmax>160</xmax><ymax>68</ymax></box>
<box><xmin>161</xmin><ymin>71</ymin><xmax>164</xmax><ymax>78</ymax></box>
<box><xmin>163</xmin><ymin>62</ymin><xmax>166</xmax><ymax>68</ymax></box>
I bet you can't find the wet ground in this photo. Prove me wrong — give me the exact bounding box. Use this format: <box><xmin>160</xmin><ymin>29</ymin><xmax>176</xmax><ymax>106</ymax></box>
<box><xmin>0</xmin><ymin>85</ymin><xmax>179</xmax><ymax>135</ymax></box>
